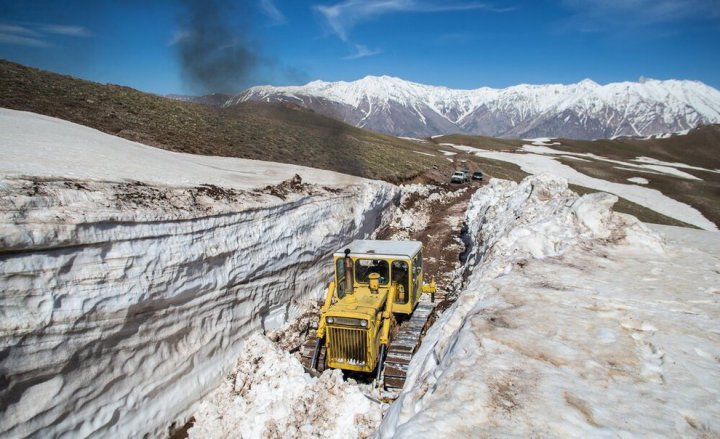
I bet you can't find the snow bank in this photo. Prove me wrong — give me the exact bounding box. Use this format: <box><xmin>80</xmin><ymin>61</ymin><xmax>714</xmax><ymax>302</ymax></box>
<box><xmin>379</xmin><ymin>174</ymin><xmax>720</xmax><ymax>437</ymax></box>
<box><xmin>0</xmin><ymin>108</ymin><xmax>363</xmax><ymax>190</ymax></box>
<box><xmin>0</xmin><ymin>110</ymin><xmax>399</xmax><ymax>438</ymax></box>
<box><xmin>189</xmin><ymin>334</ymin><xmax>382</xmax><ymax>439</ymax></box>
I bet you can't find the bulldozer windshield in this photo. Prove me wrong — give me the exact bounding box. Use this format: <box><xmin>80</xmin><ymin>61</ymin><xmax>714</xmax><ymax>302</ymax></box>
<box><xmin>355</xmin><ymin>259</ymin><xmax>389</xmax><ymax>285</ymax></box>
<box><xmin>391</xmin><ymin>261</ymin><xmax>409</xmax><ymax>304</ymax></box>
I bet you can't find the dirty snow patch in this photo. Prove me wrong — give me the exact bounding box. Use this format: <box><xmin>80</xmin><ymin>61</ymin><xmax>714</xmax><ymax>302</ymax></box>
<box><xmin>189</xmin><ymin>334</ymin><xmax>382</xmax><ymax>439</ymax></box>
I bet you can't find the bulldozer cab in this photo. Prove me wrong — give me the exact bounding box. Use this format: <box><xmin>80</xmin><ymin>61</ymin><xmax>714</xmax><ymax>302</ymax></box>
<box><xmin>332</xmin><ymin>240</ymin><xmax>423</xmax><ymax>315</ymax></box>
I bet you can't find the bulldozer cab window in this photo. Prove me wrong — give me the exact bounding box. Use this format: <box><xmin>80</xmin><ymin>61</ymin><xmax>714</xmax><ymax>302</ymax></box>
<box><xmin>413</xmin><ymin>252</ymin><xmax>422</xmax><ymax>298</ymax></box>
<box><xmin>335</xmin><ymin>258</ymin><xmax>347</xmax><ymax>299</ymax></box>
<box><xmin>391</xmin><ymin>260</ymin><xmax>409</xmax><ymax>304</ymax></box>
<box><xmin>355</xmin><ymin>259</ymin><xmax>389</xmax><ymax>285</ymax></box>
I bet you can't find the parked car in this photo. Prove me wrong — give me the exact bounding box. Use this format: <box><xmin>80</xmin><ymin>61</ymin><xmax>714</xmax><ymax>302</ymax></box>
<box><xmin>451</xmin><ymin>171</ymin><xmax>469</xmax><ymax>183</ymax></box>
<box><xmin>471</xmin><ymin>171</ymin><xmax>484</xmax><ymax>181</ymax></box>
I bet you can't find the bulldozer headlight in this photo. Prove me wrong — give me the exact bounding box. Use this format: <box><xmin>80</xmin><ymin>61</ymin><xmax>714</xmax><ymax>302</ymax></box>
<box><xmin>326</xmin><ymin>316</ymin><xmax>368</xmax><ymax>327</ymax></box>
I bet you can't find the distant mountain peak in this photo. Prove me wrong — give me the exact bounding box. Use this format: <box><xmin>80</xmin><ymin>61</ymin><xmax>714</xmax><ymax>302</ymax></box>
<box><xmin>230</xmin><ymin>76</ymin><xmax>720</xmax><ymax>139</ymax></box>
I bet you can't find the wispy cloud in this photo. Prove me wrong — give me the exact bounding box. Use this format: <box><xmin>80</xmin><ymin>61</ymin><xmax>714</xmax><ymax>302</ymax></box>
<box><xmin>40</xmin><ymin>25</ymin><xmax>92</xmax><ymax>37</ymax></box>
<box><xmin>560</xmin><ymin>0</ymin><xmax>720</xmax><ymax>32</ymax></box>
<box><xmin>260</xmin><ymin>0</ymin><xmax>287</xmax><ymax>25</ymax></box>
<box><xmin>167</xmin><ymin>30</ymin><xmax>191</xmax><ymax>47</ymax></box>
<box><xmin>314</xmin><ymin>0</ymin><xmax>511</xmax><ymax>60</ymax></box>
<box><xmin>315</xmin><ymin>0</ymin><xmax>510</xmax><ymax>41</ymax></box>
<box><xmin>343</xmin><ymin>43</ymin><xmax>381</xmax><ymax>59</ymax></box>
<box><xmin>0</xmin><ymin>24</ymin><xmax>41</xmax><ymax>37</ymax></box>
<box><xmin>0</xmin><ymin>22</ymin><xmax>92</xmax><ymax>47</ymax></box>
<box><xmin>0</xmin><ymin>32</ymin><xmax>52</xmax><ymax>48</ymax></box>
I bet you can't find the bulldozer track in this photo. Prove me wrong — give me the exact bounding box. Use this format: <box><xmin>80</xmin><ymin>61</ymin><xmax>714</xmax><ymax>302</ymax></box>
<box><xmin>383</xmin><ymin>301</ymin><xmax>436</xmax><ymax>390</ymax></box>
<box><xmin>300</xmin><ymin>337</ymin><xmax>327</xmax><ymax>374</ymax></box>
<box><xmin>298</xmin><ymin>300</ymin><xmax>438</xmax><ymax>390</ymax></box>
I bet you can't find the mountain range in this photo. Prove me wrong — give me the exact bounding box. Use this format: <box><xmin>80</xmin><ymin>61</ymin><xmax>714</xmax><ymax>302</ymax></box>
<box><xmin>229</xmin><ymin>76</ymin><xmax>720</xmax><ymax>140</ymax></box>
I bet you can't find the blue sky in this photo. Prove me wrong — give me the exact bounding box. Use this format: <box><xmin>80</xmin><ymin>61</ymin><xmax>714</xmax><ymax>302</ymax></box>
<box><xmin>0</xmin><ymin>0</ymin><xmax>718</xmax><ymax>94</ymax></box>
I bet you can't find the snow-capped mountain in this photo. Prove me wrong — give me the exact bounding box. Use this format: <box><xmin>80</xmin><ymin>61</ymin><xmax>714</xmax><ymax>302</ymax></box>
<box><xmin>228</xmin><ymin>76</ymin><xmax>720</xmax><ymax>139</ymax></box>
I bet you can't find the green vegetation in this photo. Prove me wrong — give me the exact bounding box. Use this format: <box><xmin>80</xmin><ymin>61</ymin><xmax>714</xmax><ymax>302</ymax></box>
<box><xmin>0</xmin><ymin>60</ymin><xmax>446</xmax><ymax>182</ymax></box>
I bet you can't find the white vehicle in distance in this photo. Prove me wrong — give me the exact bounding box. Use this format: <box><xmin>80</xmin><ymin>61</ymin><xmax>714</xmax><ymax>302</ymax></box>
<box><xmin>451</xmin><ymin>170</ymin><xmax>469</xmax><ymax>183</ymax></box>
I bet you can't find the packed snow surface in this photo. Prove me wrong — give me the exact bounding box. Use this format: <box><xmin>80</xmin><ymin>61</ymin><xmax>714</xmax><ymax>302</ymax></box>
<box><xmin>627</xmin><ymin>177</ymin><xmax>650</xmax><ymax>185</ymax></box>
<box><xmin>0</xmin><ymin>109</ymin><xmax>399</xmax><ymax>437</ymax></box>
<box><xmin>379</xmin><ymin>175</ymin><xmax>720</xmax><ymax>437</ymax></box>
<box><xmin>0</xmin><ymin>108</ymin><xmax>363</xmax><ymax>189</ymax></box>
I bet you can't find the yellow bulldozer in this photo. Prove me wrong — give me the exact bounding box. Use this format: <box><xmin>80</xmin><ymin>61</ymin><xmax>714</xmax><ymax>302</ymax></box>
<box><xmin>301</xmin><ymin>239</ymin><xmax>437</xmax><ymax>389</ymax></box>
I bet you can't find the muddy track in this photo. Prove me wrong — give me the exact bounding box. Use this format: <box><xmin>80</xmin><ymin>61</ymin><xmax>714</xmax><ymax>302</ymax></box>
<box><xmin>375</xmin><ymin>179</ymin><xmax>485</xmax><ymax>298</ymax></box>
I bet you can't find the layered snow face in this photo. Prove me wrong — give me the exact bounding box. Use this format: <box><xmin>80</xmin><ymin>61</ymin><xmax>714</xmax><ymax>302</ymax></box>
<box><xmin>0</xmin><ymin>110</ymin><xmax>399</xmax><ymax>437</ymax></box>
<box><xmin>379</xmin><ymin>175</ymin><xmax>720</xmax><ymax>437</ymax></box>
<box><xmin>231</xmin><ymin>75</ymin><xmax>720</xmax><ymax>139</ymax></box>
<box><xmin>188</xmin><ymin>334</ymin><xmax>382</xmax><ymax>439</ymax></box>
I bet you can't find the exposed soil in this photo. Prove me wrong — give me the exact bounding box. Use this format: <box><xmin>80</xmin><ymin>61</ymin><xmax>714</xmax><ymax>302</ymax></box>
<box><xmin>375</xmin><ymin>178</ymin><xmax>485</xmax><ymax>298</ymax></box>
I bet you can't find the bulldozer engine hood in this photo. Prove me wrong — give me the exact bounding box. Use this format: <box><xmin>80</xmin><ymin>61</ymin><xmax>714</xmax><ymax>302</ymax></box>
<box><xmin>328</xmin><ymin>287</ymin><xmax>387</xmax><ymax>321</ymax></box>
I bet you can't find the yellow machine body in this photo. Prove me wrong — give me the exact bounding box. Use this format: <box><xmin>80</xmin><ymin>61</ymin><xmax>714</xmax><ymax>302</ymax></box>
<box><xmin>314</xmin><ymin>240</ymin><xmax>436</xmax><ymax>374</ymax></box>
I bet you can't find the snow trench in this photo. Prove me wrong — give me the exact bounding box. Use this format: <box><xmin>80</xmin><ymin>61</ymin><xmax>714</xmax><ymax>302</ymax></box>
<box><xmin>0</xmin><ymin>177</ymin><xmax>398</xmax><ymax>438</ymax></box>
<box><xmin>379</xmin><ymin>174</ymin><xmax>720</xmax><ymax>436</ymax></box>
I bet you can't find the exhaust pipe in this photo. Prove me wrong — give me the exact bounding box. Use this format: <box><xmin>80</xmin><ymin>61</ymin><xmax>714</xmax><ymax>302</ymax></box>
<box><xmin>344</xmin><ymin>248</ymin><xmax>353</xmax><ymax>294</ymax></box>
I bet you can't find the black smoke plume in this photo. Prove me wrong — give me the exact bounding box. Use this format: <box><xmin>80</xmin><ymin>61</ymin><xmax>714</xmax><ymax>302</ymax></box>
<box><xmin>176</xmin><ymin>0</ymin><xmax>260</xmax><ymax>94</ymax></box>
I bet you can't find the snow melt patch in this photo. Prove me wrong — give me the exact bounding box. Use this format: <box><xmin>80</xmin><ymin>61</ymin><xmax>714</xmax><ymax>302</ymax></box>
<box><xmin>632</xmin><ymin>156</ymin><xmax>720</xmax><ymax>174</ymax></box>
<box><xmin>462</xmin><ymin>148</ymin><xmax>717</xmax><ymax>230</ymax></box>
<box><xmin>521</xmin><ymin>144</ymin><xmax>704</xmax><ymax>180</ymax></box>
<box><xmin>189</xmin><ymin>334</ymin><xmax>381</xmax><ymax>439</ymax></box>
<box><xmin>628</xmin><ymin>177</ymin><xmax>649</xmax><ymax>185</ymax></box>
<box><xmin>380</xmin><ymin>175</ymin><xmax>720</xmax><ymax>437</ymax></box>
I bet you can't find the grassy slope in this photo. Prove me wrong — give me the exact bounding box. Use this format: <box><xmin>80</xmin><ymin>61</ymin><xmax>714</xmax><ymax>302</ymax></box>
<box><xmin>0</xmin><ymin>60</ymin><xmax>448</xmax><ymax>183</ymax></box>
<box><xmin>431</xmin><ymin>133</ymin><xmax>718</xmax><ymax>228</ymax></box>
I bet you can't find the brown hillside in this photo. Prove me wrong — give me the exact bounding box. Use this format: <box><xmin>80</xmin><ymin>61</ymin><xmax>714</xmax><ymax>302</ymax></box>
<box><xmin>0</xmin><ymin>59</ymin><xmax>447</xmax><ymax>182</ymax></box>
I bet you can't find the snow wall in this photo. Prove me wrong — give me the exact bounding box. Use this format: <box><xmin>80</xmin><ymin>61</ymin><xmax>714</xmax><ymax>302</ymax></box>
<box><xmin>0</xmin><ymin>178</ymin><xmax>398</xmax><ymax>438</ymax></box>
<box><xmin>377</xmin><ymin>173</ymin><xmax>714</xmax><ymax>436</ymax></box>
